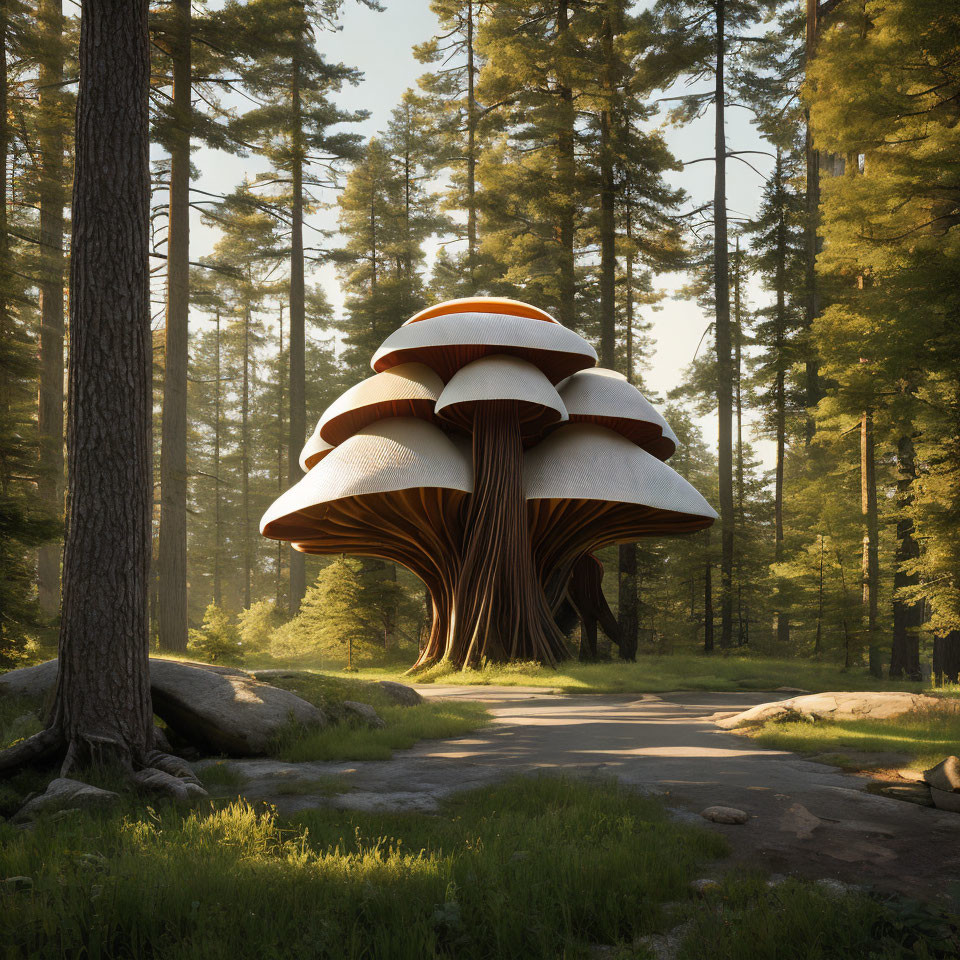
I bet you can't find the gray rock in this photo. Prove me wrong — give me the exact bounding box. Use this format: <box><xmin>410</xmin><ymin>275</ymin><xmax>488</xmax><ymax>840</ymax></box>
<box><xmin>150</xmin><ymin>659</ymin><xmax>327</xmax><ymax>756</ymax></box>
<box><xmin>930</xmin><ymin>787</ymin><xmax>960</xmax><ymax>813</ymax></box>
<box><xmin>375</xmin><ymin>680</ymin><xmax>423</xmax><ymax>706</ymax></box>
<box><xmin>342</xmin><ymin>701</ymin><xmax>385</xmax><ymax>728</ymax></box>
<box><xmin>700</xmin><ymin>805</ymin><xmax>748</xmax><ymax>825</ymax></box>
<box><xmin>131</xmin><ymin>768</ymin><xmax>208</xmax><ymax>803</ymax></box>
<box><xmin>923</xmin><ymin>756</ymin><xmax>960</xmax><ymax>793</ymax></box>
<box><xmin>715</xmin><ymin>692</ymin><xmax>942</xmax><ymax>730</ymax></box>
<box><xmin>0</xmin><ymin>660</ymin><xmax>58</xmax><ymax>700</ymax></box>
<box><xmin>12</xmin><ymin>778</ymin><xmax>120</xmax><ymax>824</ymax></box>
<box><xmin>815</xmin><ymin>878</ymin><xmax>862</xmax><ymax>899</ymax></box>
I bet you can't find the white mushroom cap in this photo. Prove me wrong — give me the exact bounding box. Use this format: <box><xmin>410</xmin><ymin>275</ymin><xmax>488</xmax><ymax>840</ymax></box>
<box><xmin>263</xmin><ymin>418</ymin><xmax>473</xmax><ymax>541</ymax></box>
<box><xmin>435</xmin><ymin>355</ymin><xmax>568</xmax><ymax>435</ymax></box>
<box><xmin>311</xmin><ymin>363</ymin><xmax>443</xmax><ymax>449</ymax></box>
<box><xmin>524</xmin><ymin>423</ymin><xmax>717</xmax><ymax>520</ymax></box>
<box><xmin>558</xmin><ymin>369</ymin><xmax>677</xmax><ymax>459</ymax></box>
<box><xmin>372</xmin><ymin>312</ymin><xmax>597</xmax><ymax>384</ymax></box>
<box><xmin>299</xmin><ymin>429</ymin><xmax>335</xmax><ymax>473</ymax></box>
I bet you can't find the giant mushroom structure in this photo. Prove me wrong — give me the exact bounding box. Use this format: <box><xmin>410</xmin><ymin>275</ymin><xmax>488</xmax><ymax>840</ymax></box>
<box><xmin>261</xmin><ymin>297</ymin><xmax>717</xmax><ymax>670</ymax></box>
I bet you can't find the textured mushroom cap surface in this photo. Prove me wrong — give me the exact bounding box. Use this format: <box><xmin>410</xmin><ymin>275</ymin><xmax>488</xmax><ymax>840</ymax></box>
<box><xmin>372</xmin><ymin>312</ymin><xmax>597</xmax><ymax>383</ymax></box>
<box><xmin>559</xmin><ymin>369</ymin><xmax>676</xmax><ymax>459</ymax></box>
<box><xmin>313</xmin><ymin>363</ymin><xmax>443</xmax><ymax>447</ymax></box>
<box><xmin>524</xmin><ymin>423</ymin><xmax>717</xmax><ymax>519</ymax></box>
<box><xmin>405</xmin><ymin>297</ymin><xmax>557</xmax><ymax>325</ymax></box>
<box><xmin>299</xmin><ymin>429</ymin><xmax>335</xmax><ymax>473</ymax></box>
<box><xmin>436</xmin><ymin>354</ymin><xmax>568</xmax><ymax>432</ymax></box>
<box><xmin>262</xmin><ymin>418</ymin><xmax>473</xmax><ymax>539</ymax></box>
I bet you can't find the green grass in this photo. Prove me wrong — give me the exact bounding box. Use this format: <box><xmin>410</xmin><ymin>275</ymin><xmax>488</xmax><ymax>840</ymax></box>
<box><xmin>676</xmin><ymin>873</ymin><xmax>959</xmax><ymax>960</ymax></box>
<box><xmin>339</xmin><ymin>654</ymin><xmax>949</xmax><ymax>697</ymax></box>
<box><xmin>197</xmin><ymin>761</ymin><xmax>249</xmax><ymax>790</ymax></box>
<box><xmin>745</xmin><ymin>706</ymin><xmax>960</xmax><ymax>772</ymax></box>
<box><xmin>1</xmin><ymin>775</ymin><xmax>953</xmax><ymax>959</ymax></box>
<box><xmin>273</xmin><ymin>700</ymin><xmax>491</xmax><ymax>762</ymax></box>
<box><xmin>260</xmin><ymin>670</ymin><xmax>491</xmax><ymax>762</ymax></box>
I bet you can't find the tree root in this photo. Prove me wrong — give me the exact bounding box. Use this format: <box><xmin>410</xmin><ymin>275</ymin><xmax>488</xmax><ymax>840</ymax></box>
<box><xmin>0</xmin><ymin>727</ymin><xmax>63</xmax><ymax>776</ymax></box>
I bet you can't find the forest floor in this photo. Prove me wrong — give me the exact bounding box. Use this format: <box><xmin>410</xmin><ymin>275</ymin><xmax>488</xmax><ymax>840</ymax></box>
<box><xmin>2</xmin><ymin>681</ymin><xmax>959</xmax><ymax>957</ymax></box>
<box><xmin>321</xmin><ymin>653</ymin><xmax>958</xmax><ymax>698</ymax></box>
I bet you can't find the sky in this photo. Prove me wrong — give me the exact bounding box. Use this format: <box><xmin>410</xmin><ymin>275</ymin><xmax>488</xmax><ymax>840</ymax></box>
<box><xmin>189</xmin><ymin>0</ymin><xmax>778</xmax><ymax>470</ymax></box>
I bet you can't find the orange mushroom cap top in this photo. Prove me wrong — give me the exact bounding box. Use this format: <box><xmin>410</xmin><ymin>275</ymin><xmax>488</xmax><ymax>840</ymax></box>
<box><xmin>404</xmin><ymin>297</ymin><xmax>558</xmax><ymax>325</ymax></box>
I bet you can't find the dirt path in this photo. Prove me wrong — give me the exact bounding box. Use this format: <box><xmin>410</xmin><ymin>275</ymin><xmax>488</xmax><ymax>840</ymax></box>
<box><xmin>216</xmin><ymin>687</ymin><xmax>959</xmax><ymax>899</ymax></box>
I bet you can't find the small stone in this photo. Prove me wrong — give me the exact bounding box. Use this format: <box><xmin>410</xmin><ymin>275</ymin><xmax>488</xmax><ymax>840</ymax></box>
<box><xmin>766</xmin><ymin>874</ymin><xmax>788</xmax><ymax>888</ymax></box>
<box><xmin>12</xmin><ymin>778</ymin><xmax>120</xmax><ymax>824</ymax></box>
<box><xmin>896</xmin><ymin>768</ymin><xmax>926</xmax><ymax>783</ymax></box>
<box><xmin>700</xmin><ymin>805</ymin><xmax>748</xmax><ymax>824</ymax></box>
<box><xmin>923</xmin><ymin>756</ymin><xmax>960</xmax><ymax>793</ymax></box>
<box><xmin>815</xmin><ymin>878</ymin><xmax>861</xmax><ymax>899</ymax></box>
<box><xmin>342</xmin><ymin>701</ymin><xmax>386</xmax><ymax>728</ymax></box>
<box><xmin>930</xmin><ymin>787</ymin><xmax>960</xmax><ymax>814</ymax></box>
<box><xmin>375</xmin><ymin>680</ymin><xmax>423</xmax><ymax>706</ymax></box>
<box><xmin>877</xmin><ymin>783</ymin><xmax>933</xmax><ymax>807</ymax></box>
<box><xmin>689</xmin><ymin>877</ymin><xmax>721</xmax><ymax>896</ymax></box>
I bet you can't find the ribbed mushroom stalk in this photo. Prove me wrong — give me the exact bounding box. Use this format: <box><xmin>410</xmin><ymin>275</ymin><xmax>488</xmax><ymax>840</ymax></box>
<box><xmin>449</xmin><ymin>400</ymin><xmax>566</xmax><ymax>665</ymax></box>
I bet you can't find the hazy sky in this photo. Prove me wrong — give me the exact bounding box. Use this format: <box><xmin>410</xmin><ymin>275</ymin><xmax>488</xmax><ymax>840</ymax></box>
<box><xmin>189</xmin><ymin>0</ymin><xmax>777</xmax><ymax>468</ymax></box>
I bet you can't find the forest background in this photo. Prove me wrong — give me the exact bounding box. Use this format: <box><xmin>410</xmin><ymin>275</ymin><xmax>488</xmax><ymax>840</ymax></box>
<box><xmin>2</xmin><ymin>0</ymin><xmax>957</xmax><ymax>681</ymax></box>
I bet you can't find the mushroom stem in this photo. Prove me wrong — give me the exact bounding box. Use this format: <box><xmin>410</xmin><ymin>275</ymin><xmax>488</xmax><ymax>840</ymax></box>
<box><xmin>450</xmin><ymin>400</ymin><xmax>568</xmax><ymax>667</ymax></box>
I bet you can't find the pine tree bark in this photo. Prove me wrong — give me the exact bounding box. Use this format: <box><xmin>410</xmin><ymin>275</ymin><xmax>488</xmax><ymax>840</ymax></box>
<box><xmin>157</xmin><ymin>0</ymin><xmax>191</xmax><ymax>652</ymax></box>
<box><xmin>288</xmin><ymin>59</ymin><xmax>307</xmax><ymax>616</ymax></box>
<box><xmin>773</xmin><ymin>156</ymin><xmax>789</xmax><ymax>645</ymax></box>
<box><xmin>213</xmin><ymin>307</ymin><xmax>223</xmax><ymax>608</ymax></box>
<box><xmin>36</xmin><ymin>0</ymin><xmax>66</xmax><ymax>617</ymax></box>
<box><xmin>713</xmin><ymin>0</ymin><xmax>735</xmax><ymax>649</ymax></box>
<box><xmin>703</xmin><ymin>528</ymin><xmax>714</xmax><ymax>652</ymax></box>
<box><xmin>597</xmin><ymin>1</ymin><xmax>616</xmax><ymax>369</ymax></box>
<box><xmin>890</xmin><ymin>433</ymin><xmax>922</xmax><ymax>679</ymax></box>
<box><xmin>555</xmin><ymin>0</ymin><xmax>576</xmax><ymax>327</ymax></box>
<box><xmin>465</xmin><ymin>0</ymin><xmax>478</xmax><ymax>282</ymax></box>
<box><xmin>860</xmin><ymin>409</ymin><xmax>881</xmax><ymax>677</ymax></box>
<box><xmin>53</xmin><ymin>0</ymin><xmax>154</xmax><ymax>771</ymax></box>
<box><xmin>242</xmin><ymin>303</ymin><xmax>252</xmax><ymax>610</ymax></box>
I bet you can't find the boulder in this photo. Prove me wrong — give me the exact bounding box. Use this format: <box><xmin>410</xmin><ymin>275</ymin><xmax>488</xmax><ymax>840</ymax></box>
<box><xmin>715</xmin><ymin>692</ymin><xmax>942</xmax><ymax>730</ymax></box>
<box><xmin>150</xmin><ymin>660</ymin><xmax>326</xmax><ymax>756</ymax></box>
<box><xmin>12</xmin><ymin>778</ymin><xmax>120</xmax><ymax>824</ymax></box>
<box><xmin>700</xmin><ymin>805</ymin><xmax>748</xmax><ymax>825</ymax></box>
<box><xmin>341</xmin><ymin>701</ymin><xmax>386</xmax><ymax>729</ymax></box>
<box><xmin>375</xmin><ymin>680</ymin><xmax>423</xmax><ymax>706</ymax></box>
<box><xmin>923</xmin><ymin>756</ymin><xmax>960</xmax><ymax>793</ymax></box>
<box><xmin>0</xmin><ymin>659</ymin><xmax>321</xmax><ymax>757</ymax></box>
<box><xmin>930</xmin><ymin>788</ymin><xmax>960</xmax><ymax>814</ymax></box>
<box><xmin>0</xmin><ymin>660</ymin><xmax>58</xmax><ymax>700</ymax></box>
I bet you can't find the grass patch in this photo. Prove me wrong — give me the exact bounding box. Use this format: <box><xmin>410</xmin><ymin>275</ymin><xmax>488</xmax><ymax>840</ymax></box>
<box><xmin>354</xmin><ymin>654</ymin><xmax>949</xmax><ymax>697</ymax></box>
<box><xmin>676</xmin><ymin>873</ymin><xmax>959</xmax><ymax>959</ymax></box>
<box><xmin>257</xmin><ymin>670</ymin><xmax>492</xmax><ymax>762</ymax></box>
<box><xmin>0</xmin><ymin>775</ymin><xmax>726</xmax><ymax>960</ymax></box>
<box><xmin>2</xmin><ymin>775</ymin><xmax>952</xmax><ymax>959</ymax></box>
<box><xmin>745</xmin><ymin>706</ymin><xmax>960</xmax><ymax>772</ymax></box>
<box><xmin>274</xmin><ymin>700</ymin><xmax>491</xmax><ymax>762</ymax></box>
<box><xmin>197</xmin><ymin>761</ymin><xmax>248</xmax><ymax>790</ymax></box>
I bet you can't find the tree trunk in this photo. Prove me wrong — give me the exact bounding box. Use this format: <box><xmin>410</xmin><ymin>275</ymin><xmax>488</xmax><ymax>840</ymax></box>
<box><xmin>157</xmin><ymin>0</ymin><xmax>191</xmax><ymax>652</ymax></box>
<box><xmin>555</xmin><ymin>0</ymin><xmax>576</xmax><ymax>327</ymax></box>
<box><xmin>213</xmin><ymin>307</ymin><xmax>222</xmax><ymax>608</ymax></box>
<box><xmin>466</xmin><ymin>0</ymin><xmax>477</xmax><ymax>281</ymax></box>
<box><xmin>860</xmin><ymin>410</ymin><xmax>881</xmax><ymax>676</ymax></box>
<box><xmin>890</xmin><ymin>433</ymin><xmax>922</xmax><ymax>679</ymax></box>
<box><xmin>773</xmin><ymin>156</ymin><xmax>789</xmax><ymax>645</ymax></box>
<box><xmin>288</xmin><ymin>61</ymin><xmax>307</xmax><ymax>616</ymax></box>
<box><xmin>36</xmin><ymin>0</ymin><xmax>67</xmax><ymax>617</ymax></box>
<box><xmin>933</xmin><ymin>631</ymin><xmax>960</xmax><ymax>686</ymax></box>
<box><xmin>53</xmin><ymin>0</ymin><xmax>154</xmax><ymax>772</ymax></box>
<box><xmin>713</xmin><ymin>0</ymin><xmax>734</xmax><ymax>649</ymax></box>
<box><xmin>276</xmin><ymin>305</ymin><xmax>285</xmax><ymax>609</ymax></box>
<box><xmin>598</xmin><ymin>1</ymin><xmax>615</xmax><ymax>369</ymax></box>
<box><xmin>704</xmin><ymin>528</ymin><xmax>714</xmax><ymax>652</ymax></box>
<box><xmin>241</xmin><ymin>303</ymin><xmax>252</xmax><ymax>609</ymax></box>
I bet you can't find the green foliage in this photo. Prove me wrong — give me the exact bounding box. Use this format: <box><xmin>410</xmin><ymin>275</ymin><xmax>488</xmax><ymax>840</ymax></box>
<box><xmin>237</xmin><ymin>600</ymin><xmax>281</xmax><ymax>655</ymax></box>
<box><xmin>187</xmin><ymin>603</ymin><xmax>244</xmax><ymax>665</ymax></box>
<box><xmin>270</xmin><ymin>559</ymin><xmax>403</xmax><ymax>666</ymax></box>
